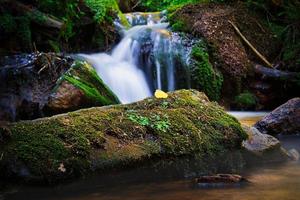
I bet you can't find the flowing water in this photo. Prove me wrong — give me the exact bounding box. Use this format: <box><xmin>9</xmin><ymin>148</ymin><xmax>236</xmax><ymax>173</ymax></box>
<box><xmin>2</xmin><ymin>112</ymin><xmax>300</xmax><ymax>200</ymax></box>
<box><xmin>80</xmin><ymin>12</ymin><xmax>191</xmax><ymax>103</ymax></box>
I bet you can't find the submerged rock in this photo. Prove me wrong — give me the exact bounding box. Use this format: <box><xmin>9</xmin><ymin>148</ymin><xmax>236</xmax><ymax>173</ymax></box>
<box><xmin>0</xmin><ymin>53</ymin><xmax>119</xmax><ymax>121</ymax></box>
<box><xmin>0</xmin><ymin>89</ymin><xmax>247</xmax><ymax>183</ymax></box>
<box><xmin>287</xmin><ymin>149</ymin><xmax>300</xmax><ymax>161</ymax></box>
<box><xmin>195</xmin><ymin>174</ymin><xmax>248</xmax><ymax>186</ymax></box>
<box><xmin>242</xmin><ymin>126</ymin><xmax>288</xmax><ymax>162</ymax></box>
<box><xmin>255</xmin><ymin>98</ymin><xmax>300</xmax><ymax>135</ymax></box>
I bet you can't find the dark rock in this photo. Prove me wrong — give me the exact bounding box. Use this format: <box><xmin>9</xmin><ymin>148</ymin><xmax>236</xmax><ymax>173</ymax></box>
<box><xmin>0</xmin><ymin>121</ymin><xmax>11</xmax><ymax>144</ymax></box>
<box><xmin>255</xmin><ymin>98</ymin><xmax>300</xmax><ymax>135</ymax></box>
<box><xmin>0</xmin><ymin>53</ymin><xmax>119</xmax><ymax>121</ymax></box>
<box><xmin>195</xmin><ymin>174</ymin><xmax>248</xmax><ymax>186</ymax></box>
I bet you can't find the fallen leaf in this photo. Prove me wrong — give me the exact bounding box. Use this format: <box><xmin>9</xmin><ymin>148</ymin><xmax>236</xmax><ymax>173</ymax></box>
<box><xmin>154</xmin><ymin>90</ymin><xmax>168</xmax><ymax>99</ymax></box>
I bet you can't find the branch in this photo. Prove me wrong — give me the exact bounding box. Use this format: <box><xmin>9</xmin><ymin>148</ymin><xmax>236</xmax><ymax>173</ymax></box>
<box><xmin>132</xmin><ymin>0</ymin><xmax>142</xmax><ymax>10</ymax></box>
<box><xmin>254</xmin><ymin>64</ymin><xmax>299</xmax><ymax>81</ymax></box>
<box><xmin>228</xmin><ymin>20</ymin><xmax>273</xmax><ymax>68</ymax></box>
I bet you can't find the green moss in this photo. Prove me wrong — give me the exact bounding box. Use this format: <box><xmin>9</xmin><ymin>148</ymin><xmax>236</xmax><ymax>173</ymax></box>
<box><xmin>85</xmin><ymin>0</ymin><xmax>120</xmax><ymax>22</ymax></box>
<box><xmin>0</xmin><ymin>13</ymin><xmax>16</xmax><ymax>33</ymax></box>
<box><xmin>127</xmin><ymin>111</ymin><xmax>170</xmax><ymax>133</ymax></box>
<box><xmin>0</xmin><ymin>90</ymin><xmax>246</xmax><ymax>182</ymax></box>
<box><xmin>60</xmin><ymin>60</ymin><xmax>120</xmax><ymax>105</ymax></box>
<box><xmin>168</xmin><ymin>8</ymin><xmax>191</xmax><ymax>33</ymax></box>
<box><xmin>140</xmin><ymin>0</ymin><xmax>209</xmax><ymax>11</ymax></box>
<box><xmin>117</xmin><ymin>11</ymin><xmax>131</xmax><ymax>29</ymax></box>
<box><xmin>191</xmin><ymin>41</ymin><xmax>223</xmax><ymax>101</ymax></box>
<box><xmin>234</xmin><ymin>91</ymin><xmax>257</xmax><ymax>109</ymax></box>
<box><xmin>171</xmin><ymin>20</ymin><xmax>189</xmax><ymax>32</ymax></box>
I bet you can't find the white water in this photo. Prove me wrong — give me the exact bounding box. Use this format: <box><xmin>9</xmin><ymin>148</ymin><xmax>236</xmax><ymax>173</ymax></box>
<box><xmin>80</xmin><ymin>12</ymin><xmax>190</xmax><ymax>104</ymax></box>
<box><xmin>80</xmin><ymin>35</ymin><xmax>152</xmax><ymax>104</ymax></box>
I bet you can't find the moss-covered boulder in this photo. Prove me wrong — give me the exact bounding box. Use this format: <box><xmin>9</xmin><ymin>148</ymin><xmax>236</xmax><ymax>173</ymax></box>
<box><xmin>0</xmin><ymin>89</ymin><xmax>247</xmax><ymax>183</ymax></box>
<box><xmin>45</xmin><ymin>60</ymin><xmax>120</xmax><ymax>115</ymax></box>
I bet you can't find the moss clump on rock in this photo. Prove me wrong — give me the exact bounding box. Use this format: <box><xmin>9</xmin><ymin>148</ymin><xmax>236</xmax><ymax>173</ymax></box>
<box><xmin>63</xmin><ymin>60</ymin><xmax>120</xmax><ymax>105</ymax></box>
<box><xmin>190</xmin><ymin>41</ymin><xmax>223</xmax><ymax>101</ymax></box>
<box><xmin>0</xmin><ymin>89</ymin><xmax>247</xmax><ymax>183</ymax></box>
<box><xmin>47</xmin><ymin>60</ymin><xmax>120</xmax><ymax>114</ymax></box>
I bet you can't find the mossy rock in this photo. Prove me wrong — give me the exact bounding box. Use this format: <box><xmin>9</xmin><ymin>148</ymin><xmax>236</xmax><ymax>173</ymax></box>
<box><xmin>46</xmin><ymin>60</ymin><xmax>120</xmax><ymax>114</ymax></box>
<box><xmin>0</xmin><ymin>89</ymin><xmax>247</xmax><ymax>183</ymax></box>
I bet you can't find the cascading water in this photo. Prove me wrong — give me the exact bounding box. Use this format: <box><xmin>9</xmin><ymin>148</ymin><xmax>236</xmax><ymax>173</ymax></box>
<box><xmin>81</xmin><ymin>12</ymin><xmax>191</xmax><ymax>104</ymax></box>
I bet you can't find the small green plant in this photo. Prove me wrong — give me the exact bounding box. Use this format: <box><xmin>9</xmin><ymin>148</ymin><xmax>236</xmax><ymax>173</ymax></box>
<box><xmin>127</xmin><ymin>112</ymin><xmax>150</xmax><ymax>126</ymax></box>
<box><xmin>161</xmin><ymin>101</ymin><xmax>170</xmax><ymax>108</ymax></box>
<box><xmin>127</xmin><ymin>111</ymin><xmax>170</xmax><ymax>132</ymax></box>
<box><xmin>150</xmin><ymin>114</ymin><xmax>170</xmax><ymax>132</ymax></box>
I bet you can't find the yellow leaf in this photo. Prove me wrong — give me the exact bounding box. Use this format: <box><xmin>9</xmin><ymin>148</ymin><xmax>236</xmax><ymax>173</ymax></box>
<box><xmin>154</xmin><ymin>90</ymin><xmax>168</xmax><ymax>99</ymax></box>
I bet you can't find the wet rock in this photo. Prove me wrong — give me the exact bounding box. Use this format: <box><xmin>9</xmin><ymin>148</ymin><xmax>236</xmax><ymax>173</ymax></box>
<box><xmin>255</xmin><ymin>98</ymin><xmax>300</xmax><ymax>135</ymax></box>
<box><xmin>195</xmin><ymin>174</ymin><xmax>248</xmax><ymax>186</ymax></box>
<box><xmin>0</xmin><ymin>53</ymin><xmax>119</xmax><ymax>121</ymax></box>
<box><xmin>45</xmin><ymin>60</ymin><xmax>120</xmax><ymax>115</ymax></box>
<box><xmin>46</xmin><ymin>81</ymin><xmax>85</xmax><ymax>112</ymax></box>
<box><xmin>243</xmin><ymin>126</ymin><xmax>280</xmax><ymax>154</ymax></box>
<box><xmin>242</xmin><ymin>126</ymin><xmax>288</xmax><ymax>162</ymax></box>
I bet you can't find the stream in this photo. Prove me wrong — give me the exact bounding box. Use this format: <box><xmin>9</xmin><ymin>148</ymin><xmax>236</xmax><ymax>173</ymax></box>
<box><xmin>1</xmin><ymin>113</ymin><xmax>300</xmax><ymax>200</ymax></box>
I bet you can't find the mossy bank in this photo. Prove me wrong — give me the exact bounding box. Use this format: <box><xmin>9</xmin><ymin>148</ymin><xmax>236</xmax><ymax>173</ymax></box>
<box><xmin>0</xmin><ymin>89</ymin><xmax>247</xmax><ymax>184</ymax></box>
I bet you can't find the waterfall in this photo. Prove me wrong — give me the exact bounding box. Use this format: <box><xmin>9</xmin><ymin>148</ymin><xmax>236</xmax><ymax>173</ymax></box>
<box><xmin>81</xmin><ymin>12</ymin><xmax>190</xmax><ymax>104</ymax></box>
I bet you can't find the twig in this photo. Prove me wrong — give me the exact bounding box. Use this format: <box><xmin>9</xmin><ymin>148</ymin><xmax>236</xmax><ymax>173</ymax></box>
<box><xmin>132</xmin><ymin>0</ymin><xmax>141</xmax><ymax>10</ymax></box>
<box><xmin>228</xmin><ymin>20</ymin><xmax>273</xmax><ymax>68</ymax></box>
<box><xmin>38</xmin><ymin>64</ymin><xmax>49</xmax><ymax>74</ymax></box>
